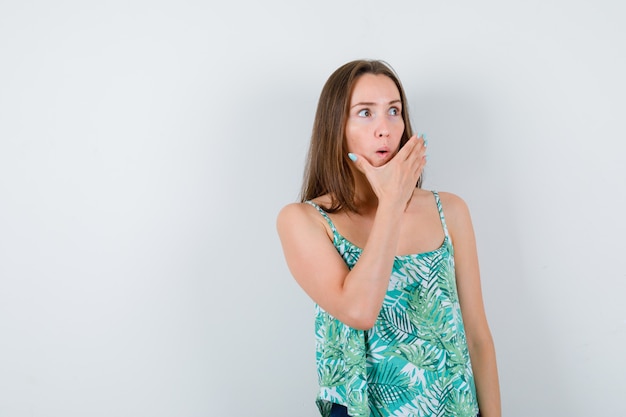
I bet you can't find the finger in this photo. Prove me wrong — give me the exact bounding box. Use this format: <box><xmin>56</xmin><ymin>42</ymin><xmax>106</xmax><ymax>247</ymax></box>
<box><xmin>393</xmin><ymin>135</ymin><xmax>417</xmax><ymax>162</ymax></box>
<box><xmin>406</xmin><ymin>143</ymin><xmax>427</xmax><ymax>177</ymax></box>
<box><xmin>412</xmin><ymin>153</ymin><xmax>427</xmax><ymax>180</ymax></box>
<box><xmin>404</xmin><ymin>135</ymin><xmax>425</xmax><ymax>164</ymax></box>
<box><xmin>414</xmin><ymin>133</ymin><xmax>428</xmax><ymax>157</ymax></box>
<box><xmin>416</xmin><ymin>133</ymin><xmax>427</xmax><ymax>151</ymax></box>
<box><xmin>347</xmin><ymin>152</ymin><xmax>372</xmax><ymax>175</ymax></box>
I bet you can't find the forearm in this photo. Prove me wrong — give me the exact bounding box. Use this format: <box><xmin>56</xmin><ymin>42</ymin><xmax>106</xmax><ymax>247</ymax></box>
<box><xmin>469</xmin><ymin>336</ymin><xmax>501</xmax><ymax>417</ymax></box>
<box><xmin>339</xmin><ymin>201</ymin><xmax>404</xmax><ymax>329</ymax></box>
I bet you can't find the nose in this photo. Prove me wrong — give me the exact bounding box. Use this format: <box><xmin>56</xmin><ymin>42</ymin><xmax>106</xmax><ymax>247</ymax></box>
<box><xmin>376</xmin><ymin>125</ymin><xmax>389</xmax><ymax>138</ymax></box>
<box><xmin>376</xmin><ymin>120</ymin><xmax>390</xmax><ymax>138</ymax></box>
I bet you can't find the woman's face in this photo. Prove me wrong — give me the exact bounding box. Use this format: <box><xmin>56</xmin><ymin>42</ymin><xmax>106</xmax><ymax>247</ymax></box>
<box><xmin>345</xmin><ymin>73</ymin><xmax>405</xmax><ymax>167</ymax></box>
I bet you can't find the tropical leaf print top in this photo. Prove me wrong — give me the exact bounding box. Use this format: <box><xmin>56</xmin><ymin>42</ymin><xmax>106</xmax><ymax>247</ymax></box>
<box><xmin>305</xmin><ymin>191</ymin><xmax>479</xmax><ymax>417</ymax></box>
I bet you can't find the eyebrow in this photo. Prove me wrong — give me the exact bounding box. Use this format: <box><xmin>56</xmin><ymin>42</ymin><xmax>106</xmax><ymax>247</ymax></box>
<box><xmin>350</xmin><ymin>99</ymin><xmax>402</xmax><ymax>109</ymax></box>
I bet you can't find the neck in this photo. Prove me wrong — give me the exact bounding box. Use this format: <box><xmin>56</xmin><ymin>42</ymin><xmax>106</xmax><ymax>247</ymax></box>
<box><xmin>352</xmin><ymin>171</ymin><xmax>379</xmax><ymax>212</ymax></box>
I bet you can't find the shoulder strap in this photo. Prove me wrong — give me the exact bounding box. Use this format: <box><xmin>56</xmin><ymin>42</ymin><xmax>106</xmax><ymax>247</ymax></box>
<box><xmin>432</xmin><ymin>191</ymin><xmax>450</xmax><ymax>239</ymax></box>
<box><xmin>305</xmin><ymin>201</ymin><xmax>338</xmax><ymax>234</ymax></box>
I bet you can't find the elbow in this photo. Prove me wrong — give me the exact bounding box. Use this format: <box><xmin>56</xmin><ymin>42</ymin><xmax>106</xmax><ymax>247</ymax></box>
<box><xmin>341</xmin><ymin>308</ymin><xmax>378</xmax><ymax>331</ymax></box>
<box><xmin>326</xmin><ymin>289</ymin><xmax>382</xmax><ymax>330</ymax></box>
<box><xmin>350</xmin><ymin>318</ymin><xmax>376</xmax><ymax>331</ymax></box>
<box><xmin>466</xmin><ymin>328</ymin><xmax>496</xmax><ymax>357</ymax></box>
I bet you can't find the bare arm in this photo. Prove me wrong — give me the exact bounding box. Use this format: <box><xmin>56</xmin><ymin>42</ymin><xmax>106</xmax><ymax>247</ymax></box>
<box><xmin>277</xmin><ymin>136</ymin><xmax>426</xmax><ymax>330</ymax></box>
<box><xmin>442</xmin><ymin>192</ymin><xmax>501</xmax><ymax>417</ymax></box>
<box><xmin>277</xmin><ymin>200</ymin><xmax>403</xmax><ymax>329</ymax></box>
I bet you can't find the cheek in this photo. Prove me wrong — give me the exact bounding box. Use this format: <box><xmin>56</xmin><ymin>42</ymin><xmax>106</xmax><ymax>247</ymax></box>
<box><xmin>394</xmin><ymin>118</ymin><xmax>405</xmax><ymax>132</ymax></box>
<box><xmin>345</xmin><ymin>138</ymin><xmax>359</xmax><ymax>154</ymax></box>
<box><xmin>393</xmin><ymin>120</ymin><xmax>405</xmax><ymax>141</ymax></box>
<box><xmin>344</xmin><ymin>125</ymin><xmax>362</xmax><ymax>150</ymax></box>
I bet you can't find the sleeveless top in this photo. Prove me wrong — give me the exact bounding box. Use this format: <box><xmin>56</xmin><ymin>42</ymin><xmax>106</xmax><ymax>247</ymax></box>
<box><xmin>305</xmin><ymin>191</ymin><xmax>479</xmax><ymax>417</ymax></box>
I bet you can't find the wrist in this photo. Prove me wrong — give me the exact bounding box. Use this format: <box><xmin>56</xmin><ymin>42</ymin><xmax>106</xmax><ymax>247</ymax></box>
<box><xmin>376</xmin><ymin>199</ymin><xmax>405</xmax><ymax>219</ymax></box>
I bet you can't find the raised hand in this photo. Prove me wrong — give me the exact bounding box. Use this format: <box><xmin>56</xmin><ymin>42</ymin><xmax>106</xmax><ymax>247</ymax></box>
<box><xmin>349</xmin><ymin>134</ymin><xmax>427</xmax><ymax>210</ymax></box>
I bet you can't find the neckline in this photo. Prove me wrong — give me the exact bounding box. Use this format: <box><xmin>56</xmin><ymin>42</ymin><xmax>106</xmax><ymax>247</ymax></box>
<box><xmin>333</xmin><ymin>228</ymin><xmax>449</xmax><ymax>259</ymax></box>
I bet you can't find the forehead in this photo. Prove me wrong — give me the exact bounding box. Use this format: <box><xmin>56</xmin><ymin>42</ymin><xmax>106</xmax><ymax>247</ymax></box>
<box><xmin>350</xmin><ymin>73</ymin><xmax>400</xmax><ymax>103</ymax></box>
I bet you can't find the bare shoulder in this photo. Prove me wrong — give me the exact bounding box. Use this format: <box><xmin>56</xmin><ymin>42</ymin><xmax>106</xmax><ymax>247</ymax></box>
<box><xmin>277</xmin><ymin>201</ymin><xmax>308</xmax><ymax>221</ymax></box>
<box><xmin>276</xmin><ymin>202</ymin><xmax>315</xmax><ymax>229</ymax></box>
<box><xmin>277</xmin><ymin>193</ymin><xmax>332</xmax><ymax>222</ymax></box>
<box><xmin>437</xmin><ymin>191</ymin><xmax>469</xmax><ymax>212</ymax></box>
<box><xmin>436</xmin><ymin>191</ymin><xmax>473</xmax><ymax>230</ymax></box>
<box><xmin>276</xmin><ymin>199</ymin><xmax>329</xmax><ymax>238</ymax></box>
<box><xmin>409</xmin><ymin>189</ymin><xmax>468</xmax><ymax>213</ymax></box>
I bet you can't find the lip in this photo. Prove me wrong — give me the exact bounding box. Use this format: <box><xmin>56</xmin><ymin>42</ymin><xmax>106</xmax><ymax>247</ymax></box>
<box><xmin>375</xmin><ymin>147</ymin><xmax>390</xmax><ymax>158</ymax></box>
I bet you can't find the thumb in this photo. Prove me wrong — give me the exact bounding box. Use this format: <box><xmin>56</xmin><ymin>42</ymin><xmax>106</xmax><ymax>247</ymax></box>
<box><xmin>347</xmin><ymin>152</ymin><xmax>372</xmax><ymax>174</ymax></box>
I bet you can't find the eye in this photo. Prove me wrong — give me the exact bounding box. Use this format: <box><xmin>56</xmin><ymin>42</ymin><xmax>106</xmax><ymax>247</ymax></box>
<box><xmin>388</xmin><ymin>107</ymin><xmax>400</xmax><ymax>116</ymax></box>
<box><xmin>357</xmin><ymin>109</ymin><xmax>371</xmax><ymax>117</ymax></box>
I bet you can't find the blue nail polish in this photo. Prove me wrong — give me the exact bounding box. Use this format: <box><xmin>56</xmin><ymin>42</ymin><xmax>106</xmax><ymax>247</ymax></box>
<box><xmin>348</xmin><ymin>153</ymin><xmax>357</xmax><ymax>162</ymax></box>
<box><xmin>424</xmin><ymin>139</ymin><xmax>428</xmax><ymax>147</ymax></box>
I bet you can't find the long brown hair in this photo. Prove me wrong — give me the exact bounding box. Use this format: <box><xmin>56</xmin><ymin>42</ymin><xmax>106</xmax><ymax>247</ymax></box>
<box><xmin>300</xmin><ymin>59</ymin><xmax>419</xmax><ymax>213</ymax></box>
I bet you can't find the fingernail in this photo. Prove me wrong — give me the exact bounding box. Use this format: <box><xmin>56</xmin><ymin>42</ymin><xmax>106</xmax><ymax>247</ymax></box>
<box><xmin>348</xmin><ymin>153</ymin><xmax>357</xmax><ymax>162</ymax></box>
<box><xmin>424</xmin><ymin>139</ymin><xmax>428</xmax><ymax>147</ymax></box>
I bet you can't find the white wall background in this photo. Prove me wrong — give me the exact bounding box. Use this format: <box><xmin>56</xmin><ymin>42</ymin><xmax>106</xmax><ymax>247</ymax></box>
<box><xmin>1</xmin><ymin>1</ymin><xmax>624</xmax><ymax>416</ymax></box>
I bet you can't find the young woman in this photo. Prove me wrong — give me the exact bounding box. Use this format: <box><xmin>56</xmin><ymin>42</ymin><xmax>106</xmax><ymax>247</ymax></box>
<box><xmin>277</xmin><ymin>60</ymin><xmax>501</xmax><ymax>417</ymax></box>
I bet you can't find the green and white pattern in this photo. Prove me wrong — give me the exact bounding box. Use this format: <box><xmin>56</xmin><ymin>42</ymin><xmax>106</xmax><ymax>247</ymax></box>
<box><xmin>306</xmin><ymin>192</ymin><xmax>479</xmax><ymax>417</ymax></box>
